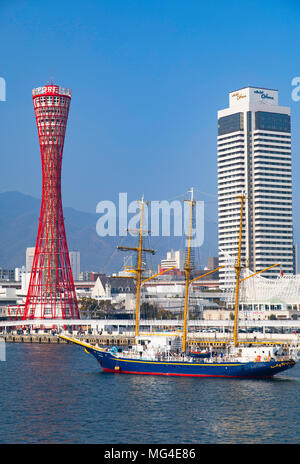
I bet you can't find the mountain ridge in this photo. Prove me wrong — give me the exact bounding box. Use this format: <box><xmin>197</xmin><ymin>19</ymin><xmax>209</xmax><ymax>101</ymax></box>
<box><xmin>0</xmin><ymin>191</ymin><xmax>218</xmax><ymax>273</ymax></box>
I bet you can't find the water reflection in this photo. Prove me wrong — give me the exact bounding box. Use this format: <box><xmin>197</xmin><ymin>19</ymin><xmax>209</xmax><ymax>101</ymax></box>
<box><xmin>0</xmin><ymin>345</ymin><xmax>299</xmax><ymax>443</ymax></box>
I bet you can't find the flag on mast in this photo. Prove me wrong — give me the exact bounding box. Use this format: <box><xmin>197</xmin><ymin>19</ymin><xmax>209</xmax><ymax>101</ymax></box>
<box><xmin>280</xmin><ymin>264</ymin><xmax>283</xmax><ymax>277</ymax></box>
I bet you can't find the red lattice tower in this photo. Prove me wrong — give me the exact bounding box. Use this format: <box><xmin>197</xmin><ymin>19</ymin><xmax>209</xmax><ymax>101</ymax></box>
<box><xmin>23</xmin><ymin>84</ymin><xmax>80</xmax><ymax>320</ymax></box>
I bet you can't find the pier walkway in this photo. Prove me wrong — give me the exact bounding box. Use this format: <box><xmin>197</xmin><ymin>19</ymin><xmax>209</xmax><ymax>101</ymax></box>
<box><xmin>1</xmin><ymin>319</ymin><xmax>300</xmax><ymax>348</ymax></box>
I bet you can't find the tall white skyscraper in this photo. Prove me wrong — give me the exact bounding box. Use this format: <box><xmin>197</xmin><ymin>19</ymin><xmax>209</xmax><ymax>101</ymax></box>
<box><xmin>218</xmin><ymin>86</ymin><xmax>294</xmax><ymax>286</ymax></box>
<box><xmin>26</xmin><ymin>247</ymin><xmax>35</xmax><ymax>274</ymax></box>
<box><xmin>69</xmin><ymin>251</ymin><xmax>80</xmax><ymax>281</ymax></box>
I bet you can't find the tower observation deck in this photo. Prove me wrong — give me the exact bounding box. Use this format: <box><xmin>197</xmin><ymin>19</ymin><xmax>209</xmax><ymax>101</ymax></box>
<box><xmin>23</xmin><ymin>84</ymin><xmax>80</xmax><ymax>320</ymax></box>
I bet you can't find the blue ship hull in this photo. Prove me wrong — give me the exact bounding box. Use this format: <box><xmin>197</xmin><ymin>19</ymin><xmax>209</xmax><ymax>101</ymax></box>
<box><xmin>93</xmin><ymin>349</ymin><xmax>295</xmax><ymax>378</ymax></box>
<box><xmin>61</xmin><ymin>336</ymin><xmax>296</xmax><ymax>378</ymax></box>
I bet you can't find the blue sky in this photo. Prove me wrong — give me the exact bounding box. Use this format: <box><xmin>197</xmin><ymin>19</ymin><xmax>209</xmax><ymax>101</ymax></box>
<box><xmin>1</xmin><ymin>0</ymin><xmax>300</xmax><ymax>234</ymax></box>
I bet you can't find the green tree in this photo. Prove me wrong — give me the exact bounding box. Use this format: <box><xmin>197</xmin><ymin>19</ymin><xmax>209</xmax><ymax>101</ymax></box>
<box><xmin>140</xmin><ymin>302</ymin><xmax>174</xmax><ymax>320</ymax></box>
<box><xmin>79</xmin><ymin>297</ymin><xmax>116</xmax><ymax>318</ymax></box>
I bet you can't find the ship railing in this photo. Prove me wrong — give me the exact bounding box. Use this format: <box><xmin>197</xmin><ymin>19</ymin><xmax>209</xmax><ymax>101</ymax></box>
<box><xmin>109</xmin><ymin>350</ymin><xmax>294</xmax><ymax>363</ymax></box>
<box><xmin>209</xmin><ymin>354</ymin><xmax>292</xmax><ymax>363</ymax></box>
<box><xmin>113</xmin><ymin>350</ymin><xmax>191</xmax><ymax>362</ymax></box>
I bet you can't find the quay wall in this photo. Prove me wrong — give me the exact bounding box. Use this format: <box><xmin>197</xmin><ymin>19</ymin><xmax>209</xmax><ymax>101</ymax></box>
<box><xmin>2</xmin><ymin>334</ymin><xmax>135</xmax><ymax>346</ymax></box>
<box><xmin>2</xmin><ymin>333</ymin><xmax>300</xmax><ymax>348</ymax></box>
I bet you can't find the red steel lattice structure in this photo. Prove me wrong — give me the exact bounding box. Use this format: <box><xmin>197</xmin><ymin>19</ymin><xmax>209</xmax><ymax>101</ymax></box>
<box><xmin>23</xmin><ymin>84</ymin><xmax>80</xmax><ymax>320</ymax></box>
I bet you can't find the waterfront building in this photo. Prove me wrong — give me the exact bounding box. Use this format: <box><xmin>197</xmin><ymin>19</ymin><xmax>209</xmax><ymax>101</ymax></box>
<box><xmin>26</xmin><ymin>247</ymin><xmax>80</xmax><ymax>283</ymax></box>
<box><xmin>15</xmin><ymin>266</ymin><xmax>26</xmax><ymax>282</ymax></box>
<box><xmin>160</xmin><ymin>249</ymin><xmax>185</xmax><ymax>271</ymax></box>
<box><xmin>91</xmin><ymin>277</ymin><xmax>111</xmax><ymax>301</ymax></box>
<box><xmin>207</xmin><ymin>257</ymin><xmax>219</xmax><ymax>270</ymax></box>
<box><xmin>69</xmin><ymin>251</ymin><xmax>80</xmax><ymax>281</ymax></box>
<box><xmin>218</xmin><ymin>86</ymin><xmax>294</xmax><ymax>287</ymax></box>
<box><xmin>25</xmin><ymin>247</ymin><xmax>35</xmax><ymax>273</ymax></box>
<box><xmin>0</xmin><ymin>268</ymin><xmax>15</xmax><ymax>281</ymax></box>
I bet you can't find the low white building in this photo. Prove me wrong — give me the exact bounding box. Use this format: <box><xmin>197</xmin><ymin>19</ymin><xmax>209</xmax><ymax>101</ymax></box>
<box><xmin>91</xmin><ymin>277</ymin><xmax>111</xmax><ymax>301</ymax></box>
<box><xmin>223</xmin><ymin>270</ymin><xmax>300</xmax><ymax>320</ymax></box>
<box><xmin>15</xmin><ymin>266</ymin><xmax>26</xmax><ymax>282</ymax></box>
<box><xmin>160</xmin><ymin>250</ymin><xmax>185</xmax><ymax>271</ymax></box>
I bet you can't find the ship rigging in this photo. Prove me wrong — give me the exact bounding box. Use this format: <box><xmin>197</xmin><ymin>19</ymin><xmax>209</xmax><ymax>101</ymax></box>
<box><xmin>60</xmin><ymin>190</ymin><xmax>296</xmax><ymax>378</ymax></box>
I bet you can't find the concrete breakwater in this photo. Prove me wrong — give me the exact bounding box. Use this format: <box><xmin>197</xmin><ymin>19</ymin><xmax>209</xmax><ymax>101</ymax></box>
<box><xmin>2</xmin><ymin>333</ymin><xmax>299</xmax><ymax>349</ymax></box>
<box><xmin>2</xmin><ymin>334</ymin><xmax>135</xmax><ymax>346</ymax></box>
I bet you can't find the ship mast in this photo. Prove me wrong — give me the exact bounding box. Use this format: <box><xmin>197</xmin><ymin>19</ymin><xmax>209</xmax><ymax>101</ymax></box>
<box><xmin>135</xmin><ymin>197</ymin><xmax>145</xmax><ymax>339</ymax></box>
<box><xmin>118</xmin><ymin>197</ymin><xmax>155</xmax><ymax>342</ymax></box>
<box><xmin>232</xmin><ymin>193</ymin><xmax>281</xmax><ymax>347</ymax></box>
<box><xmin>233</xmin><ymin>193</ymin><xmax>245</xmax><ymax>348</ymax></box>
<box><xmin>232</xmin><ymin>192</ymin><xmax>282</xmax><ymax>347</ymax></box>
<box><xmin>182</xmin><ymin>188</ymin><xmax>196</xmax><ymax>353</ymax></box>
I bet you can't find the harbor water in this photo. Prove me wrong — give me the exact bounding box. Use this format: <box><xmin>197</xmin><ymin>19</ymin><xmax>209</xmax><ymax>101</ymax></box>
<box><xmin>1</xmin><ymin>343</ymin><xmax>300</xmax><ymax>444</ymax></box>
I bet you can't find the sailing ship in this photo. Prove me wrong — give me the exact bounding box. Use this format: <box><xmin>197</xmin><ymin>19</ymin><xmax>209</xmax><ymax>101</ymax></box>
<box><xmin>60</xmin><ymin>191</ymin><xmax>296</xmax><ymax>378</ymax></box>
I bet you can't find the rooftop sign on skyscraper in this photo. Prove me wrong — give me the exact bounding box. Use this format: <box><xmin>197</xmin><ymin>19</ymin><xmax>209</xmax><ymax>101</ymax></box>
<box><xmin>229</xmin><ymin>87</ymin><xmax>278</xmax><ymax>107</ymax></box>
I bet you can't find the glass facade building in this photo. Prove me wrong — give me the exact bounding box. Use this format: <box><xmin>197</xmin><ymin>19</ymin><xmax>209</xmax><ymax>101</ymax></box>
<box><xmin>218</xmin><ymin>87</ymin><xmax>294</xmax><ymax>288</ymax></box>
